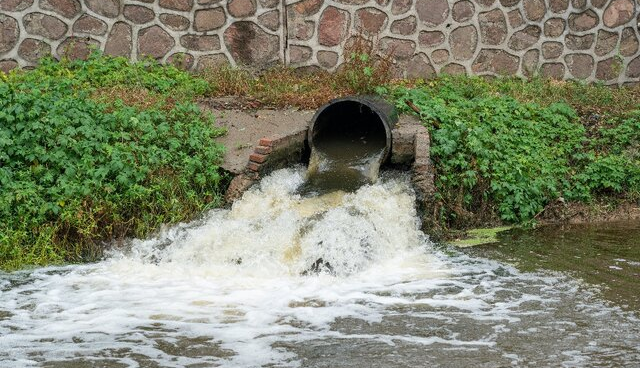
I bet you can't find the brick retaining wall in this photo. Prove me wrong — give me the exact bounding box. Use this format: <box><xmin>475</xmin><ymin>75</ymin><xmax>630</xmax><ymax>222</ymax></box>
<box><xmin>1</xmin><ymin>0</ymin><xmax>639</xmax><ymax>84</ymax></box>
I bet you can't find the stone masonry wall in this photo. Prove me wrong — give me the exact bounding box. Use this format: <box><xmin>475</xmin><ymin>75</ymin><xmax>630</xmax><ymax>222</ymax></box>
<box><xmin>1</xmin><ymin>0</ymin><xmax>639</xmax><ymax>84</ymax></box>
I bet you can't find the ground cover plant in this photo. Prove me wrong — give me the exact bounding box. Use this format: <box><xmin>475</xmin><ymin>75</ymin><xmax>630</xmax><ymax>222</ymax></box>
<box><xmin>2</xmin><ymin>48</ymin><xmax>639</xmax><ymax>270</ymax></box>
<box><xmin>391</xmin><ymin>76</ymin><xmax>640</xmax><ymax>230</ymax></box>
<box><xmin>0</xmin><ymin>53</ymin><xmax>225</xmax><ymax>270</ymax></box>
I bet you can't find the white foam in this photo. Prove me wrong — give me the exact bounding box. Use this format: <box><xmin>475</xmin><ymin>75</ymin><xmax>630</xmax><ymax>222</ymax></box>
<box><xmin>0</xmin><ymin>168</ymin><xmax>639</xmax><ymax>367</ymax></box>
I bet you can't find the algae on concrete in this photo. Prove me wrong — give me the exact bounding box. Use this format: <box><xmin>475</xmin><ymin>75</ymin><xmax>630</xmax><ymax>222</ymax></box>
<box><xmin>450</xmin><ymin>226</ymin><xmax>513</xmax><ymax>247</ymax></box>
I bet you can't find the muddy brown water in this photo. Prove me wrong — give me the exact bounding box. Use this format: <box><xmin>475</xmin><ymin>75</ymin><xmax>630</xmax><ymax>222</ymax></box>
<box><xmin>465</xmin><ymin>220</ymin><xmax>640</xmax><ymax>312</ymax></box>
<box><xmin>300</xmin><ymin>132</ymin><xmax>386</xmax><ymax>195</ymax></box>
<box><xmin>1</xmin><ymin>169</ymin><xmax>639</xmax><ymax>367</ymax></box>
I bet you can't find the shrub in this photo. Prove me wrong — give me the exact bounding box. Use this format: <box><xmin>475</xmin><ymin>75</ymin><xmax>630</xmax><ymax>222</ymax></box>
<box><xmin>0</xmin><ymin>53</ymin><xmax>225</xmax><ymax>270</ymax></box>
<box><xmin>392</xmin><ymin>76</ymin><xmax>639</xmax><ymax>227</ymax></box>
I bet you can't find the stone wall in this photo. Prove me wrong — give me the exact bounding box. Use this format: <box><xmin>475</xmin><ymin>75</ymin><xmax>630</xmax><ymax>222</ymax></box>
<box><xmin>1</xmin><ymin>0</ymin><xmax>639</xmax><ymax>84</ymax></box>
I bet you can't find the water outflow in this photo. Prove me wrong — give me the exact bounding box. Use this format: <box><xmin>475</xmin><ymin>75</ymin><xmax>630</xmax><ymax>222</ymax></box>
<box><xmin>1</xmin><ymin>168</ymin><xmax>640</xmax><ymax>367</ymax></box>
<box><xmin>301</xmin><ymin>96</ymin><xmax>397</xmax><ymax>195</ymax></box>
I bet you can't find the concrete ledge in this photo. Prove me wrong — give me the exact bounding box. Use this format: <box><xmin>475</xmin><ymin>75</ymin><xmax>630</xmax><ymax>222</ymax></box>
<box><xmin>223</xmin><ymin>113</ymin><xmax>437</xmax><ymax>230</ymax></box>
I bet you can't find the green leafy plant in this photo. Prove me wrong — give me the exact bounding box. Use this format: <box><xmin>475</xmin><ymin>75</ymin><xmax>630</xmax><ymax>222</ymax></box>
<box><xmin>0</xmin><ymin>53</ymin><xmax>225</xmax><ymax>270</ymax></box>
<box><xmin>392</xmin><ymin>76</ymin><xmax>639</xmax><ymax>228</ymax></box>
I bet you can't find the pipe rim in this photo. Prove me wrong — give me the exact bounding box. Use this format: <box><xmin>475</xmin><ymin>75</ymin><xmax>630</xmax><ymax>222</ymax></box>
<box><xmin>307</xmin><ymin>96</ymin><xmax>396</xmax><ymax>162</ymax></box>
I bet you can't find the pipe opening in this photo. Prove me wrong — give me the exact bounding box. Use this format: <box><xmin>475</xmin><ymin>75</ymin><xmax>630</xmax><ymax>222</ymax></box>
<box><xmin>301</xmin><ymin>96</ymin><xmax>397</xmax><ymax>195</ymax></box>
<box><xmin>310</xmin><ymin>101</ymin><xmax>388</xmax><ymax>160</ymax></box>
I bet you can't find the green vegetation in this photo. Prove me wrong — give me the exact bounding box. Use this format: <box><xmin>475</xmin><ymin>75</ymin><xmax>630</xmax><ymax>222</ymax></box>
<box><xmin>392</xmin><ymin>76</ymin><xmax>639</xmax><ymax>229</ymax></box>
<box><xmin>450</xmin><ymin>226</ymin><xmax>513</xmax><ymax>247</ymax></box>
<box><xmin>0</xmin><ymin>53</ymin><xmax>225</xmax><ymax>270</ymax></box>
<box><xmin>1</xmin><ymin>50</ymin><xmax>639</xmax><ymax>270</ymax></box>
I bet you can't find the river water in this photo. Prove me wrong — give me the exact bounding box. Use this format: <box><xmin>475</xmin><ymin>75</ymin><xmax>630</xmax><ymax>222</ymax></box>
<box><xmin>1</xmin><ymin>168</ymin><xmax>639</xmax><ymax>367</ymax></box>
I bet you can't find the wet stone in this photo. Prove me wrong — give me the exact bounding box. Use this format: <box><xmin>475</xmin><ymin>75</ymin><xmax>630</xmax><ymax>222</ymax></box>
<box><xmin>626</xmin><ymin>55</ymin><xmax>640</xmax><ymax>78</ymax></box>
<box><xmin>73</xmin><ymin>15</ymin><xmax>108</xmax><ymax>35</ymax></box>
<box><xmin>139</xmin><ymin>26</ymin><xmax>175</xmax><ymax>58</ymax></box>
<box><xmin>544</xmin><ymin>18</ymin><xmax>565</xmax><ymax>37</ymax></box>
<box><xmin>160</xmin><ymin>14</ymin><xmax>191</xmax><ymax>31</ymax></box>
<box><xmin>181</xmin><ymin>34</ymin><xmax>220</xmax><ymax>51</ymax></box>
<box><xmin>405</xmin><ymin>52</ymin><xmax>435</xmax><ymax>79</ymax></box>
<box><xmin>86</xmin><ymin>0</ymin><xmax>120</xmax><ymax>18</ymax></box>
<box><xmin>356</xmin><ymin>8</ymin><xmax>388</xmax><ymax>35</ymax></box>
<box><xmin>24</xmin><ymin>13</ymin><xmax>67</xmax><ymax>40</ymax></box>
<box><xmin>335</xmin><ymin>0</ymin><xmax>370</xmax><ymax>4</ymax></box>
<box><xmin>290</xmin><ymin>0</ymin><xmax>323</xmax><ymax>17</ymax></box>
<box><xmin>596</xmin><ymin>57</ymin><xmax>622</xmax><ymax>80</ymax></box>
<box><xmin>392</xmin><ymin>0</ymin><xmax>413</xmax><ymax>15</ymax></box>
<box><xmin>619</xmin><ymin>27</ymin><xmax>639</xmax><ymax>57</ymax></box>
<box><xmin>18</xmin><ymin>38</ymin><xmax>51</xmax><ymax>62</ymax></box>
<box><xmin>416</xmin><ymin>0</ymin><xmax>449</xmax><ymax>26</ymax></box>
<box><xmin>0</xmin><ymin>59</ymin><xmax>18</xmax><ymax>73</ymax></box>
<box><xmin>0</xmin><ymin>15</ymin><xmax>20</xmax><ymax>54</ymax></box>
<box><xmin>317</xmin><ymin>50</ymin><xmax>338</xmax><ymax>68</ymax></box>
<box><xmin>449</xmin><ymin>25</ymin><xmax>477</xmax><ymax>61</ymax></box>
<box><xmin>124</xmin><ymin>5</ymin><xmax>155</xmax><ymax>24</ymax></box>
<box><xmin>258</xmin><ymin>10</ymin><xmax>280</xmax><ymax>31</ymax></box>
<box><xmin>572</xmin><ymin>0</ymin><xmax>587</xmax><ymax>7</ymax></box>
<box><xmin>289</xmin><ymin>45</ymin><xmax>312</xmax><ymax>63</ymax></box>
<box><xmin>523</xmin><ymin>0</ymin><xmax>545</xmax><ymax>21</ymax></box>
<box><xmin>452</xmin><ymin>1</ymin><xmax>475</xmax><ymax>23</ymax></box>
<box><xmin>568</xmin><ymin>10</ymin><xmax>598</xmax><ymax>32</ymax></box>
<box><xmin>196</xmin><ymin>53</ymin><xmax>230</xmax><ymax>71</ymax></box>
<box><xmin>507</xmin><ymin>9</ymin><xmax>524</xmax><ymax>29</ymax></box>
<box><xmin>431</xmin><ymin>49</ymin><xmax>449</xmax><ymax>64</ymax></box>
<box><xmin>289</xmin><ymin>20</ymin><xmax>314</xmax><ymax>41</ymax></box>
<box><xmin>419</xmin><ymin>31</ymin><xmax>445</xmax><ymax>47</ymax></box>
<box><xmin>508</xmin><ymin>25</ymin><xmax>541</xmax><ymax>50</ymax></box>
<box><xmin>259</xmin><ymin>0</ymin><xmax>279</xmax><ymax>7</ymax></box>
<box><xmin>521</xmin><ymin>49</ymin><xmax>539</xmax><ymax>76</ymax></box>
<box><xmin>479</xmin><ymin>9</ymin><xmax>507</xmax><ymax>46</ymax></box>
<box><xmin>391</xmin><ymin>16</ymin><xmax>417</xmax><ymax>35</ymax></box>
<box><xmin>57</xmin><ymin>36</ymin><xmax>99</xmax><ymax>60</ymax></box>
<box><xmin>500</xmin><ymin>0</ymin><xmax>519</xmax><ymax>6</ymax></box>
<box><xmin>603</xmin><ymin>0</ymin><xmax>634</xmax><ymax>28</ymax></box>
<box><xmin>595</xmin><ymin>30</ymin><xmax>619</xmax><ymax>56</ymax></box>
<box><xmin>318</xmin><ymin>7</ymin><xmax>350</xmax><ymax>47</ymax></box>
<box><xmin>548</xmin><ymin>0</ymin><xmax>569</xmax><ymax>13</ymax></box>
<box><xmin>475</xmin><ymin>0</ymin><xmax>496</xmax><ymax>7</ymax></box>
<box><xmin>159</xmin><ymin>0</ymin><xmax>193</xmax><ymax>11</ymax></box>
<box><xmin>441</xmin><ymin>63</ymin><xmax>466</xmax><ymax>75</ymax></box>
<box><xmin>105</xmin><ymin>22</ymin><xmax>132</xmax><ymax>57</ymax></box>
<box><xmin>39</xmin><ymin>0</ymin><xmax>81</xmax><ymax>19</ymax></box>
<box><xmin>167</xmin><ymin>52</ymin><xmax>194</xmax><ymax>70</ymax></box>
<box><xmin>541</xmin><ymin>62</ymin><xmax>565</xmax><ymax>79</ymax></box>
<box><xmin>0</xmin><ymin>0</ymin><xmax>33</xmax><ymax>11</ymax></box>
<box><xmin>565</xmin><ymin>33</ymin><xmax>595</xmax><ymax>50</ymax></box>
<box><xmin>565</xmin><ymin>53</ymin><xmax>594</xmax><ymax>79</ymax></box>
<box><xmin>228</xmin><ymin>0</ymin><xmax>257</xmax><ymax>18</ymax></box>
<box><xmin>542</xmin><ymin>41</ymin><xmax>563</xmax><ymax>59</ymax></box>
<box><xmin>194</xmin><ymin>8</ymin><xmax>226</xmax><ymax>31</ymax></box>
<box><xmin>379</xmin><ymin>37</ymin><xmax>416</xmax><ymax>60</ymax></box>
<box><xmin>472</xmin><ymin>49</ymin><xmax>519</xmax><ymax>74</ymax></box>
<box><xmin>224</xmin><ymin>21</ymin><xmax>279</xmax><ymax>65</ymax></box>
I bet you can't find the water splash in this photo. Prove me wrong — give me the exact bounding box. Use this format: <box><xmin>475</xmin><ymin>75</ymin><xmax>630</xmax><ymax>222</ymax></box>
<box><xmin>0</xmin><ymin>168</ymin><xmax>638</xmax><ymax>368</ymax></box>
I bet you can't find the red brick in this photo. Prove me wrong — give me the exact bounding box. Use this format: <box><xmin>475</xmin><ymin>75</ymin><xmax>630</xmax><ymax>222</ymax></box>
<box><xmin>249</xmin><ymin>153</ymin><xmax>268</xmax><ymax>163</ymax></box>
<box><xmin>259</xmin><ymin>137</ymin><xmax>273</xmax><ymax>147</ymax></box>
<box><xmin>254</xmin><ymin>145</ymin><xmax>272</xmax><ymax>155</ymax></box>
<box><xmin>246</xmin><ymin>161</ymin><xmax>261</xmax><ymax>172</ymax></box>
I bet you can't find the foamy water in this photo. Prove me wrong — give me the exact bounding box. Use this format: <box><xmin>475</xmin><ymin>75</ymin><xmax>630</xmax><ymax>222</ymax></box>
<box><xmin>1</xmin><ymin>168</ymin><xmax>639</xmax><ymax>367</ymax></box>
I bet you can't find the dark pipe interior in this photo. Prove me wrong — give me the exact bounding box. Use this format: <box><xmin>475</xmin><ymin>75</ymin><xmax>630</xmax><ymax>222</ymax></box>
<box><xmin>310</xmin><ymin>101</ymin><xmax>387</xmax><ymax>158</ymax></box>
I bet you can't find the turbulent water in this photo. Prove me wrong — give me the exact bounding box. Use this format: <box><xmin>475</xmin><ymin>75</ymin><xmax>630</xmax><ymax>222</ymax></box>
<box><xmin>1</xmin><ymin>168</ymin><xmax>639</xmax><ymax>367</ymax></box>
